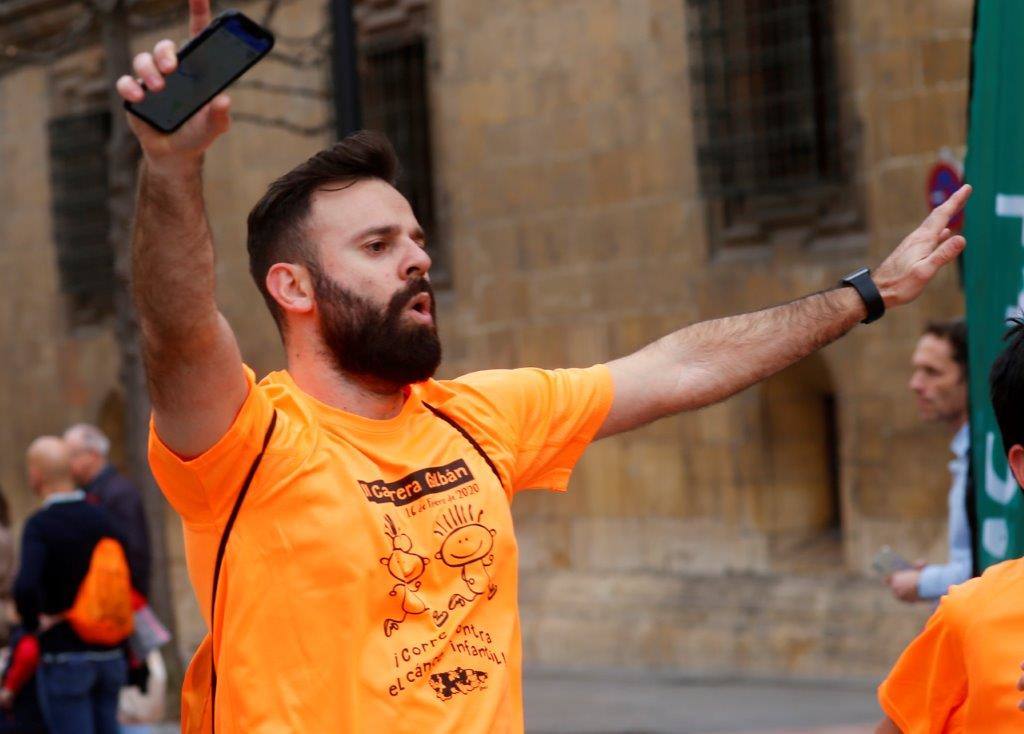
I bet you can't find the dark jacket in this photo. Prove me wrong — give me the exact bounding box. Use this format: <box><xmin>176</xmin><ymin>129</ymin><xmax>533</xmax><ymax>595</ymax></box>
<box><xmin>14</xmin><ymin>493</ymin><xmax>135</xmax><ymax>654</ymax></box>
<box><xmin>84</xmin><ymin>464</ymin><xmax>152</xmax><ymax>598</ymax></box>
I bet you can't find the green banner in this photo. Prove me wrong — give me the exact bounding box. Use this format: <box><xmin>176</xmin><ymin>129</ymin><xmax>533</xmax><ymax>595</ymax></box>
<box><xmin>964</xmin><ymin>0</ymin><xmax>1024</xmax><ymax>570</ymax></box>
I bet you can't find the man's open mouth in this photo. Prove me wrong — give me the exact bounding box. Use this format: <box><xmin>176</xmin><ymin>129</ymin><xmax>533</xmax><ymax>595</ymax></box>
<box><xmin>408</xmin><ymin>292</ymin><xmax>432</xmax><ymax>315</ymax></box>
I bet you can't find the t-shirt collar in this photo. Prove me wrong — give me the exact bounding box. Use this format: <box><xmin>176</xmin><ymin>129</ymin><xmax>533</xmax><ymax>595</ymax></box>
<box><xmin>42</xmin><ymin>489</ymin><xmax>86</xmax><ymax>508</ymax></box>
<box><xmin>951</xmin><ymin>422</ymin><xmax>970</xmax><ymax>459</ymax></box>
<box><xmin>267</xmin><ymin>370</ymin><xmax>456</xmax><ymax>435</ymax></box>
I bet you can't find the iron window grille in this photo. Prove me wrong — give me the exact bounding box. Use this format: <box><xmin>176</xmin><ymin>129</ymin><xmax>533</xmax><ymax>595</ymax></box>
<box><xmin>686</xmin><ymin>0</ymin><xmax>852</xmax><ymax>246</ymax></box>
<box><xmin>360</xmin><ymin>35</ymin><xmax>444</xmax><ymax>281</ymax></box>
<box><xmin>47</xmin><ymin>110</ymin><xmax>114</xmax><ymax>326</ymax></box>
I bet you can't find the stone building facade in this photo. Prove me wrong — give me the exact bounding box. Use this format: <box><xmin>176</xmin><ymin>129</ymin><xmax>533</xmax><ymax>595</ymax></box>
<box><xmin>0</xmin><ymin>0</ymin><xmax>972</xmax><ymax>680</ymax></box>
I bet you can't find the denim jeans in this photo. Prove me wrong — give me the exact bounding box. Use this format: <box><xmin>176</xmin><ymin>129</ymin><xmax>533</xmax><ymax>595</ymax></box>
<box><xmin>36</xmin><ymin>651</ymin><xmax>127</xmax><ymax>734</ymax></box>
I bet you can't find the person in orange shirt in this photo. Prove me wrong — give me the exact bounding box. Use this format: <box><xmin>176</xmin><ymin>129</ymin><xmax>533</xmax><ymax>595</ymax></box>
<box><xmin>116</xmin><ymin>2</ymin><xmax>970</xmax><ymax>732</ymax></box>
<box><xmin>876</xmin><ymin>318</ymin><xmax>1024</xmax><ymax>733</ymax></box>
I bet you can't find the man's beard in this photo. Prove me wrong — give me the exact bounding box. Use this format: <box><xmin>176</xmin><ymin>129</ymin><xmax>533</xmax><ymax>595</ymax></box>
<box><xmin>312</xmin><ymin>268</ymin><xmax>442</xmax><ymax>387</ymax></box>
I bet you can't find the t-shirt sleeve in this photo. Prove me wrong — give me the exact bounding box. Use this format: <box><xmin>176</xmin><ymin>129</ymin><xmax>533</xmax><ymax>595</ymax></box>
<box><xmin>877</xmin><ymin>590</ymin><xmax>968</xmax><ymax>734</ymax></box>
<box><xmin>454</xmin><ymin>365</ymin><xmax>614</xmax><ymax>494</ymax></box>
<box><xmin>148</xmin><ymin>365</ymin><xmax>274</xmax><ymax>524</ymax></box>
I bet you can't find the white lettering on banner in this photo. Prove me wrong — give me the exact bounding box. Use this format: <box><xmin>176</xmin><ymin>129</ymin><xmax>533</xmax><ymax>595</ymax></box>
<box><xmin>993</xmin><ymin>195</ymin><xmax>1024</xmax><ymax>318</ymax></box>
<box><xmin>996</xmin><ymin>193</ymin><xmax>1024</xmax><ymax>244</ymax></box>
<box><xmin>985</xmin><ymin>431</ymin><xmax>1018</xmax><ymax>506</ymax></box>
<box><xmin>983</xmin><ymin>517</ymin><xmax>1010</xmax><ymax>559</ymax></box>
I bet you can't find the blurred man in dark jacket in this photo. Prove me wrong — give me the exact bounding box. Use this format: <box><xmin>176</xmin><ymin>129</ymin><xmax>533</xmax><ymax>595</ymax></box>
<box><xmin>64</xmin><ymin>424</ymin><xmax>152</xmax><ymax>598</ymax></box>
<box><xmin>16</xmin><ymin>436</ymin><xmax>133</xmax><ymax>734</ymax></box>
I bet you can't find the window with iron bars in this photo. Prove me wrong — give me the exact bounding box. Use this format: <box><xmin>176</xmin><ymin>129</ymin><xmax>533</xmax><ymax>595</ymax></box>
<box><xmin>686</xmin><ymin>0</ymin><xmax>854</xmax><ymax>248</ymax></box>
<box><xmin>48</xmin><ymin>110</ymin><xmax>115</xmax><ymax>327</ymax></box>
<box><xmin>360</xmin><ymin>36</ymin><xmax>445</xmax><ymax>282</ymax></box>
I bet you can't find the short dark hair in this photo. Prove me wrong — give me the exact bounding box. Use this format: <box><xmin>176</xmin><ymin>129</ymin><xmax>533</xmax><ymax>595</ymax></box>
<box><xmin>923</xmin><ymin>317</ymin><xmax>968</xmax><ymax>376</ymax></box>
<box><xmin>991</xmin><ymin>317</ymin><xmax>1024</xmax><ymax>452</ymax></box>
<box><xmin>246</xmin><ymin>130</ymin><xmax>400</xmax><ymax>332</ymax></box>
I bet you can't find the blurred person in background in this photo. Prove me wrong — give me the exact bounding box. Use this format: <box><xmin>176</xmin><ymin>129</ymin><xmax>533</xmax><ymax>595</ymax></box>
<box><xmin>0</xmin><ymin>488</ymin><xmax>14</xmax><ymax>646</ymax></box>
<box><xmin>15</xmin><ymin>437</ymin><xmax>134</xmax><ymax>734</ymax></box>
<box><xmin>117</xmin><ymin>648</ymin><xmax>166</xmax><ymax>734</ymax></box>
<box><xmin>877</xmin><ymin>317</ymin><xmax>1024</xmax><ymax>732</ymax></box>
<box><xmin>886</xmin><ymin>318</ymin><xmax>972</xmax><ymax>602</ymax></box>
<box><xmin>64</xmin><ymin>425</ymin><xmax>151</xmax><ymax>599</ymax></box>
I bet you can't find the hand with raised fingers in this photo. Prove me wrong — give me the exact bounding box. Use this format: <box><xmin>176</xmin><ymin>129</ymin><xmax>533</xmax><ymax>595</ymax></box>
<box><xmin>871</xmin><ymin>184</ymin><xmax>972</xmax><ymax>309</ymax></box>
<box><xmin>114</xmin><ymin>0</ymin><xmax>229</xmax><ymax>173</ymax></box>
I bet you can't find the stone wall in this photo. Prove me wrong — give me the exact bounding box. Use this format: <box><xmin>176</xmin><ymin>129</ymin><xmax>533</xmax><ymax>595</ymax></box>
<box><xmin>0</xmin><ymin>0</ymin><xmax>974</xmax><ymax>678</ymax></box>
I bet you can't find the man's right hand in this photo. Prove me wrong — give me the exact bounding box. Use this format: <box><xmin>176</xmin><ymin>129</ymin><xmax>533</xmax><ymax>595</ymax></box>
<box><xmin>114</xmin><ymin>0</ymin><xmax>229</xmax><ymax>172</ymax></box>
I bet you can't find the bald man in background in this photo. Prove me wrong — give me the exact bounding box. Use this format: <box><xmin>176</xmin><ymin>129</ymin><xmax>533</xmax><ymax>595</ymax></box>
<box><xmin>15</xmin><ymin>437</ymin><xmax>133</xmax><ymax>734</ymax></box>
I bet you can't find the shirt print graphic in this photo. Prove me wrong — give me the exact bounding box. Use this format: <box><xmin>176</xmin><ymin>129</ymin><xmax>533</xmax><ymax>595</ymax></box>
<box><xmin>380</xmin><ymin>515</ymin><xmax>449</xmax><ymax>636</ymax></box>
<box><xmin>363</xmin><ymin>458</ymin><xmax>506</xmax><ymax>703</ymax></box>
<box><xmin>433</xmin><ymin>504</ymin><xmax>498</xmax><ymax>609</ymax></box>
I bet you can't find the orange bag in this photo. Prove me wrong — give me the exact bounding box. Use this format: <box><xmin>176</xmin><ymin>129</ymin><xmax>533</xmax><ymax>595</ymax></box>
<box><xmin>66</xmin><ymin>537</ymin><xmax>134</xmax><ymax>645</ymax></box>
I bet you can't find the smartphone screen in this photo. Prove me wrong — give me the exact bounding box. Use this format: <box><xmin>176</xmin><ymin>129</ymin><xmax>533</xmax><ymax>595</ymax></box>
<box><xmin>127</xmin><ymin>13</ymin><xmax>274</xmax><ymax>133</ymax></box>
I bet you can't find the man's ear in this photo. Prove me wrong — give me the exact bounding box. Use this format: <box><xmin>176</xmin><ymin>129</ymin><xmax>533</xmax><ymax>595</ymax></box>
<box><xmin>266</xmin><ymin>263</ymin><xmax>315</xmax><ymax>317</ymax></box>
<box><xmin>1008</xmin><ymin>444</ymin><xmax>1024</xmax><ymax>489</ymax></box>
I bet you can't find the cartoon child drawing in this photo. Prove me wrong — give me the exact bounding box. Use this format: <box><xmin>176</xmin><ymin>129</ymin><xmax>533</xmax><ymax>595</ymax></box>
<box><xmin>433</xmin><ymin>505</ymin><xmax>498</xmax><ymax>609</ymax></box>
<box><xmin>381</xmin><ymin>515</ymin><xmax>447</xmax><ymax>636</ymax></box>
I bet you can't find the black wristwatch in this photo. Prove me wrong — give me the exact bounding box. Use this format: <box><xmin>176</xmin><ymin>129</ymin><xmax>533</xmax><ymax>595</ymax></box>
<box><xmin>839</xmin><ymin>267</ymin><xmax>885</xmax><ymax>324</ymax></box>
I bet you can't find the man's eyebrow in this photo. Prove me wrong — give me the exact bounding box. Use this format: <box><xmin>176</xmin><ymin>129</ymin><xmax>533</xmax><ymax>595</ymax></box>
<box><xmin>351</xmin><ymin>224</ymin><xmax>427</xmax><ymax>243</ymax></box>
<box><xmin>353</xmin><ymin>224</ymin><xmax>401</xmax><ymax>241</ymax></box>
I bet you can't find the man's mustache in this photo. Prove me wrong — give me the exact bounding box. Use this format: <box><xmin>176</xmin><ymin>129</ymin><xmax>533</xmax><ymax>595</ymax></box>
<box><xmin>388</xmin><ymin>278</ymin><xmax>435</xmax><ymax>316</ymax></box>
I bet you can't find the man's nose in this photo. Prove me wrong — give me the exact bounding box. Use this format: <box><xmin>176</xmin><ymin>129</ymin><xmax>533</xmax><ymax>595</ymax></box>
<box><xmin>402</xmin><ymin>240</ymin><xmax>432</xmax><ymax>279</ymax></box>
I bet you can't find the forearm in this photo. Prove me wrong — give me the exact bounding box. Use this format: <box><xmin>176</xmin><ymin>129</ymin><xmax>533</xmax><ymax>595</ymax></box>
<box><xmin>918</xmin><ymin>555</ymin><xmax>973</xmax><ymax>599</ymax></box>
<box><xmin>653</xmin><ymin>286</ymin><xmax>865</xmax><ymax>411</ymax></box>
<box><xmin>598</xmin><ymin>287</ymin><xmax>864</xmax><ymax>438</ymax></box>
<box><xmin>131</xmin><ymin>158</ymin><xmax>220</xmax><ymax>346</ymax></box>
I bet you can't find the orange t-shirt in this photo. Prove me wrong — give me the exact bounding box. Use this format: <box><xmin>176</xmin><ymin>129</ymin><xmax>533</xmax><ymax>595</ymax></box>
<box><xmin>149</xmin><ymin>364</ymin><xmax>613</xmax><ymax>733</ymax></box>
<box><xmin>878</xmin><ymin>558</ymin><xmax>1024</xmax><ymax>733</ymax></box>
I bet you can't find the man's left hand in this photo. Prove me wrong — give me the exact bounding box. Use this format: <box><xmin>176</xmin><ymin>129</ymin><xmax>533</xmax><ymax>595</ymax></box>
<box><xmin>888</xmin><ymin>569</ymin><xmax>922</xmax><ymax>602</ymax></box>
<box><xmin>872</xmin><ymin>184</ymin><xmax>971</xmax><ymax>308</ymax></box>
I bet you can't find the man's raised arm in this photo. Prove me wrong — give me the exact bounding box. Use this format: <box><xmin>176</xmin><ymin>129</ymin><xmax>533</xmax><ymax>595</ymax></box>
<box><xmin>117</xmin><ymin>0</ymin><xmax>248</xmax><ymax>458</ymax></box>
<box><xmin>596</xmin><ymin>185</ymin><xmax>971</xmax><ymax>440</ymax></box>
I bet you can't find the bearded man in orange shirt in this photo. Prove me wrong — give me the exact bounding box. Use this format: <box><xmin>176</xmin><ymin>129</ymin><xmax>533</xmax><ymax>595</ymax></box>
<box><xmin>117</xmin><ymin>2</ymin><xmax>970</xmax><ymax>731</ymax></box>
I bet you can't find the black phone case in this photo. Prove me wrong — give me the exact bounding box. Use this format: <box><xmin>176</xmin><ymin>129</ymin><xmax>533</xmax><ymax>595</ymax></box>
<box><xmin>124</xmin><ymin>10</ymin><xmax>275</xmax><ymax>134</ymax></box>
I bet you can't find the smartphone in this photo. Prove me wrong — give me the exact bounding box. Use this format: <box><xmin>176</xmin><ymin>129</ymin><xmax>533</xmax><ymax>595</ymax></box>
<box><xmin>872</xmin><ymin>545</ymin><xmax>912</xmax><ymax>576</ymax></box>
<box><xmin>125</xmin><ymin>10</ymin><xmax>274</xmax><ymax>134</ymax></box>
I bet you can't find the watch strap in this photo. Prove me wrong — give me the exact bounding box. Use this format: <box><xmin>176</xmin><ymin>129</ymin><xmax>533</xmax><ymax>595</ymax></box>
<box><xmin>840</xmin><ymin>267</ymin><xmax>885</xmax><ymax>324</ymax></box>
